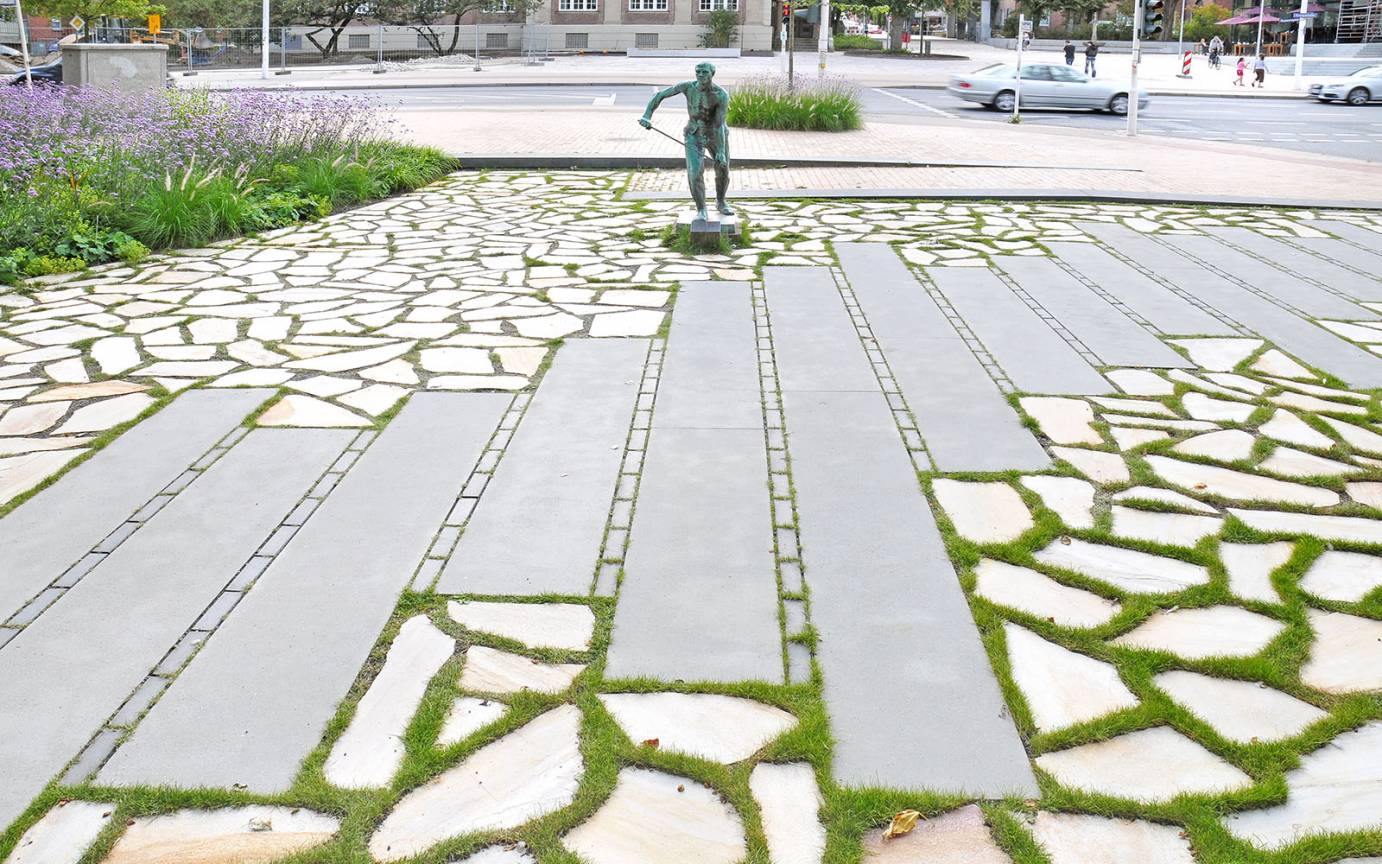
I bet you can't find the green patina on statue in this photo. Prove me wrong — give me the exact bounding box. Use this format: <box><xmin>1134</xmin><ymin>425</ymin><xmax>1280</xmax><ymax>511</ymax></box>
<box><xmin>639</xmin><ymin>62</ymin><xmax>734</xmax><ymax>223</ymax></box>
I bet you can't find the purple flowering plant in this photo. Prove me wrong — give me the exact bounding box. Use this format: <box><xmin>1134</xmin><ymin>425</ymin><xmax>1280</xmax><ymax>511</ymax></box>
<box><xmin>1</xmin><ymin>84</ymin><xmax>443</xmax><ymax>274</ymax></box>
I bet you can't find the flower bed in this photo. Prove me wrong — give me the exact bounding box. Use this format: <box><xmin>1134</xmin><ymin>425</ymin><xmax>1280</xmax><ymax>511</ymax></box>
<box><xmin>0</xmin><ymin>86</ymin><xmax>455</xmax><ymax>284</ymax></box>
<box><xmin>726</xmin><ymin>75</ymin><xmax>863</xmax><ymax>133</ymax></box>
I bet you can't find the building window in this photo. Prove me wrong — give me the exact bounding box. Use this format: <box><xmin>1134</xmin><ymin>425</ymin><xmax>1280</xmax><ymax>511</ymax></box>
<box><xmin>565</xmin><ymin>32</ymin><xmax>590</xmax><ymax>48</ymax></box>
<box><xmin>486</xmin><ymin>32</ymin><xmax>508</xmax><ymax>48</ymax></box>
<box><xmin>635</xmin><ymin>32</ymin><xmax>660</xmax><ymax>48</ymax></box>
<box><xmin>699</xmin><ymin>0</ymin><xmax>738</xmax><ymax>10</ymax></box>
<box><xmin>484</xmin><ymin>0</ymin><xmax>514</xmax><ymax>10</ymax></box>
<box><xmin>559</xmin><ymin>0</ymin><xmax>599</xmax><ymax>10</ymax></box>
<box><xmin>630</xmin><ymin>0</ymin><xmax>668</xmax><ymax>10</ymax></box>
<box><xmin>348</xmin><ymin>33</ymin><xmax>370</xmax><ymax>50</ymax></box>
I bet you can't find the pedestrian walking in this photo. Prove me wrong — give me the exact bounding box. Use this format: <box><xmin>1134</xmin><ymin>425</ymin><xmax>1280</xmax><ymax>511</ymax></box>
<box><xmin>1084</xmin><ymin>40</ymin><xmax>1098</xmax><ymax>77</ymax></box>
<box><xmin>1234</xmin><ymin>55</ymin><xmax>1246</xmax><ymax>85</ymax></box>
<box><xmin>1197</xmin><ymin>37</ymin><xmax>1208</xmax><ymax>55</ymax></box>
<box><xmin>1063</xmin><ymin>39</ymin><xmax>1076</xmax><ymax>65</ymax></box>
<box><xmin>1209</xmin><ymin>44</ymin><xmax>1221</xmax><ymax>69</ymax></box>
<box><xmin>902</xmin><ymin>28</ymin><xmax>911</xmax><ymax>51</ymax></box>
<box><xmin>1252</xmin><ymin>52</ymin><xmax>1266</xmax><ymax>87</ymax></box>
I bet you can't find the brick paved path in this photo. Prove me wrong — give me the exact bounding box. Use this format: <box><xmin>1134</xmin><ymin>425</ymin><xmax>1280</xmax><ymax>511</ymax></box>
<box><xmin>2</xmin><ymin>176</ymin><xmax>1381</xmax><ymax>863</ymax></box>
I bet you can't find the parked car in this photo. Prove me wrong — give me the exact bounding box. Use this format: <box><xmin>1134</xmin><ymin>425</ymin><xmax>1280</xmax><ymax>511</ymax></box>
<box><xmin>1310</xmin><ymin>65</ymin><xmax>1382</xmax><ymax>106</ymax></box>
<box><xmin>6</xmin><ymin>59</ymin><xmax>61</xmax><ymax>86</ymax></box>
<box><xmin>947</xmin><ymin>63</ymin><xmax>1150</xmax><ymax>115</ymax></box>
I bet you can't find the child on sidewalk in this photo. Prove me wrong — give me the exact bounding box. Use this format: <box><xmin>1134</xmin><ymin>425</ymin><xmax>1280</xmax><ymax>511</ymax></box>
<box><xmin>1234</xmin><ymin>55</ymin><xmax>1246</xmax><ymax>86</ymax></box>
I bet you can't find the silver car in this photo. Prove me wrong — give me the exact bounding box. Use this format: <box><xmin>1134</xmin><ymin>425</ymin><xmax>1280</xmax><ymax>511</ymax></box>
<box><xmin>1310</xmin><ymin>65</ymin><xmax>1382</xmax><ymax>105</ymax></box>
<box><xmin>947</xmin><ymin>63</ymin><xmax>1151</xmax><ymax>115</ymax></box>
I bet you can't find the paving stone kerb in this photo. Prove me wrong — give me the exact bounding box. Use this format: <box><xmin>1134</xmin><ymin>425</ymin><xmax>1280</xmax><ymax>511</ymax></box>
<box><xmin>99</xmin><ymin>393</ymin><xmax>509</xmax><ymax>793</ymax></box>
<box><xmin>0</xmin><ymin>389</ymin><xmax>272</xmax><ymax>623</ymax></box>
<box><xmin>0</xmin><ymin>428</ymin><xmax>349</xmax><ymax>830</ymax></box>
<box><xmin>606</xmin><ymin>282</ymin><xmax>781</xmax><ymax>684</ymax></box>
<box><xmin>765</xmin><ymin>266</ymin><xmax>1036</xmax><ymax>795</ymax></box>
<box><xmin>439</xmin><ymin>339</ymin><xmax>648</xmax><ymax>595</ymax></box>
<box><xmin>834</xmin><ymin>243</ymin><xmax>1048</xmax><ymax>472</ymax></box>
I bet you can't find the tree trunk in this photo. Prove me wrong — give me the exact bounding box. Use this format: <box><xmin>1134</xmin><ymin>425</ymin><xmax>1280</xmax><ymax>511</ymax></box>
<box><xmin>887</xmin><ymin>13</ymin><xmax>905</xmax><ymax>49</ymax></box>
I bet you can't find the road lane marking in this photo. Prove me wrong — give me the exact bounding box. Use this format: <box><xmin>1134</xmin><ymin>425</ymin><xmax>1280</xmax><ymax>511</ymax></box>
<box><xmin>873</xmin><ymin>88</ymin><xmax>960</xmax><ymax>119</ymax></box>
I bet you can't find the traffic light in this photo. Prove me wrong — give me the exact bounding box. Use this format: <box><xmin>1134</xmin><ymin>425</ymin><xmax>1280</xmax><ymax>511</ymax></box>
<box><xmin>1143</xmin><ymin>0</ymin><xmax>1166</xmax><ymax>37</ymax></box>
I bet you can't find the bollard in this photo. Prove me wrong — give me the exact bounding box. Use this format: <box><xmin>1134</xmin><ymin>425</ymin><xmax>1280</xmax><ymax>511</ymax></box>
<box><xmin>1178</xmin><ymin>49</ymin><xmax>1192</xmax><ymax>78</ymax></box>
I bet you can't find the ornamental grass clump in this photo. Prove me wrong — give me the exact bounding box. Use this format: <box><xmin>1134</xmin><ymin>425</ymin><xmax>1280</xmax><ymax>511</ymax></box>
<box><xmin>727</xmin><ymin>75</ymin><xmax>863</xmax><ymax>133</ymax></box>
<box><xmin>0</xmin><ymin>84</ymin><xmax>454</xmax><ymax>283</ymax></box>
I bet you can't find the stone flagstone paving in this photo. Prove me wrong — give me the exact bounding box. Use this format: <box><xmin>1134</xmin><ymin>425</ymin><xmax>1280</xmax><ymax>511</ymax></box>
<box><xmin>1</xmin><ymin>173</ymin><xmax>1382</xmax><ymax>863</ymax></box>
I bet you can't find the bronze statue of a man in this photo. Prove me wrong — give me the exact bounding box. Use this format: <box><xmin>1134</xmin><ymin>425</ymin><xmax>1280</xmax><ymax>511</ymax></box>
<box><xmin>639</xmin><ymin>62</ymin><xmax>732</xmax><ymax>222</ymax></box>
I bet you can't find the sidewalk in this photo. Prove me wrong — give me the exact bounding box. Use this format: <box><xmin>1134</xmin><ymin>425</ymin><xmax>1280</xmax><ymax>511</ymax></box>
<box><xmin>393</xmin><ymin>108</ymin><xmax>1382</xmax><ymax>208</ymax></box>
<box><xmin>178</xmin><ymin>43</ymin><xmax>1343</xmax><ymax>97</ymax></box>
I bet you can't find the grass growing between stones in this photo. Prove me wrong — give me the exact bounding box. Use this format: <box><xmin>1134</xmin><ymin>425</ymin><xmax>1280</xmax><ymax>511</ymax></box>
<box><xmin>896</xmin><ymin>358</ymin><xmax>1382</xmax><ymax>863</ymax></box>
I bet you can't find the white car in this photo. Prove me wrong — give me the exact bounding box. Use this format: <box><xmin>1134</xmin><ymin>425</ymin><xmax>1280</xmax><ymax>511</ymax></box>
<box><xmin>1310</xmin><ymin>65</ymin><xmax>1382</xmax><ymax>105</ymax></box>
<box><xmin>948</xmin><ymin>63</ymin><xmax>1151</xmax><ymax>115</ymax></box>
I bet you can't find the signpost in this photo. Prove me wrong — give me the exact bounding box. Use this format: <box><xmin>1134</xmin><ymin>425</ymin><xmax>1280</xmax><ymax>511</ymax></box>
<box><xmin>818</xmin><ymin>0</ymin><xmax>829</xmax><ymax>77</ymax></box>
<box><xmin>260</xmin><ymin>0</ymin><xmax>269</xmax><ymax>79</ymax></box>
<box><xmin>1292</xmin><ymin>0</ymin><xmax>1313</xmax><ymax>89</ymax></box>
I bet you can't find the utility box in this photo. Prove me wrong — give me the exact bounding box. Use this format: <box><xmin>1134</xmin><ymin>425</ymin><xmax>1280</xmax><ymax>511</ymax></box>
<box><xmin>61</xmin><ymin>43</ymin><xmax>168</xmax><ymax>89</ymax></box>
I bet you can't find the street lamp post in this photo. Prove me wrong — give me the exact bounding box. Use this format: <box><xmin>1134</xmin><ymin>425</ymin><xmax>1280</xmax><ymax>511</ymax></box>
<box><xmin>1013</xmin><ymin>13</ymin><xmax>1025</xmax><ymax>122</ymax></box>
<box><xmin>260</xmin><ymin>0</ymin><xmax>269</xmax><ymax>79</ymax></box>
<box><xmin>818</xmin><ymin>0</ymin><xmax>829</xmax><ymax>76</ymax></box>
<box><xmin>1129</xmin><ymin>0</ymin><xmax>1141</xmax><ymax>136</ymax></box>
<box><xmin>14</xmin><ymin>0</ymin><xmax>34</xmax><ymax>88</ymax></box>
<box><xmin>1254</xmin><ymin>4</ymin><xmax>1265</xmax><ymax>53</ymax></box>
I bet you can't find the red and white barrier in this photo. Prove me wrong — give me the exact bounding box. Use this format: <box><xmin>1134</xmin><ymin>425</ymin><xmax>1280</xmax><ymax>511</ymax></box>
<box><xmin>1181</xmin><ymin>50</ymin><xmax>1193</xmax><ymax>78</ymax></box>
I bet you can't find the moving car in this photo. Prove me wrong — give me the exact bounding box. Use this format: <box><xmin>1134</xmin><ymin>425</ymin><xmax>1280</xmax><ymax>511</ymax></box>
<box><xmin>948</xmin><ymin>63</ymin><xmax>1150</xmax><ymax>115</ymax></box>
<box><xmin>1310</xmin><ymin>65</ymin><xmax>1382</xmax><ymax>105</ymax></box>
<box><xmin>6</xmin><ymin>59</ymin><xmax>62</xmax><ymax>86</ymax></box>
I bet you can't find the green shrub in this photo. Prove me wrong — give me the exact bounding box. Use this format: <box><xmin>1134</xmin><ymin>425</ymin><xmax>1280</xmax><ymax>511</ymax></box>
<box><xmin>701</xmin><ymin>8</ymin><xmax>739</xmax><ymax>48</ymax></box>
<box><xmin>834</xmin><ymin>34</ymin><xmax>880</xmax><ymax>50</ymax></box>
<box><xmin>22</xmin><ymin>254</ymin><xmax>86</xmax><ymax>277</ymax></box>
<box><xmin>54</xmin><ymin>228</ymin><xmax>146</xmax><ymax>266</ymax></box>
<box><xmin>249</xmin><ymin>190</ymin><xmax>331</xmax><ymax>230</ymax></box>
<box><xmin>728</xmin><ymin>76</ymin><xmax>862</xmax><ymax>132</ymax></box>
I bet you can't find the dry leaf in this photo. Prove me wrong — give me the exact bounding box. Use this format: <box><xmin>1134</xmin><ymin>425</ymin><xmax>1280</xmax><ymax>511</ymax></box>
<box><xmin>1059</xmin><ymin>535</ymin><xmax>1072</xmax><ymax>545</ymax></box>
<box><xmin>642</xmin><ymin>738</ymin><xmax>660</xmax><ymax>749</ymax></box>
<box><xmin>677</xmin><ymin>784</ymin><xmax>685</xmax><ymax>793</ymax></box>
<box><xmin>1194</xmin><ymin>482</ymin><xmax>1207</xmax><ymax>490</ymax></box>
<box><xmin>883</xmin><ymin>810</ymin><xmax>922</xmax><ymax>840</ymax></box>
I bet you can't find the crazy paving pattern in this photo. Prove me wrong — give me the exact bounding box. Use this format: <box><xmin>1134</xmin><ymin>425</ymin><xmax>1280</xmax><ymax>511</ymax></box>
<box><xmin>2</xmin><ymin>173</ymin><xmax>1382</xmax><ymax>864</ymax></box>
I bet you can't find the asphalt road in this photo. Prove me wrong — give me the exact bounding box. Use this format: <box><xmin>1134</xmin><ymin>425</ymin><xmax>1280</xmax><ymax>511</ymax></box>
<box><xmin>363</xmin><ymin>84</ymin><xmax>1382</xmax><ymax>163</ymax></box>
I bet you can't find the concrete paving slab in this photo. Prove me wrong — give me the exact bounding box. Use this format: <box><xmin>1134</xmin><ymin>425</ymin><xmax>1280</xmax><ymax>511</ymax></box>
<box><xmin>1050</xmin><ymin>240</ymin><xmax>1234</xmax><ymax>335</ymax></box>
<box><xmin>97</xmin><ymin>393</ymin><xmax>509</xmax><ymax>793</ymax></box>
<box><xmin>994</xmin><ymin>257</ymin><xmax>1190</xmax><ymax>368</ymax></box>
<box><xmin>652</xmin><ymin>281</ymin><xmax>761</xmax><ymax>430</ymax></box>
<box><xmin>1207</xmin><ymin>227</ymin><xmax>1382</xmax><ymax>302</ymax></box>
<box><xmin>438</xmin><ymin>339</ymin><xmax>647</xmax><ymax>595</ymax></box>
<box><xmin>786</xmin><ymin>388</ymin><xmax>1035</xmax><ymax>794</ymax></box>
<box><xmin>834</xmin><ymin>243</ymin><xmax>1048</xmax><ymax>472</ymax></box>
<box><xmin>0</xmin><ymin>390</ymin><xmax>272</xmax><ymax>623</ymax></box>
<box><xmin>605</xmin><ymin>283</ymin><xmax>779</xmax><ymax>684</ymax></box>
<box><xmin>767</xmin><ymin>266</ymin><xmax>1035</xmax><ymax>794</ymax></box>
<box><xmin>0</xmin><ymin>428</ymin><xmax>347</xmax><ymax>829</ymax></box>
<box><xmin>927</xmin><ymin>266</ymin><xmax>1112</xmax><ymax>395</ymax></box>
<box><xmin>764</xmin><ymin>267</ymin><xmax>875</xmax><ymax>393</ymax></box>
<box><xmin>1315</xmin><ymin>220</ymin><xmax>1382</xmax><ymax>252</ymax></box>
<box><xmin>1083</xmin><ymin>223</ymin><xmax>1382</xmax><ymax>389</ymax></box>
<box><xmin>1292</xmin><ymin>235</ymin><xmax>1382</xmax><ymax>286</ymax></box>
<box><xmin>604</xmin><ymin>425</ymin><xmax>780</xmax><ymax>683</ymax></box>
<box><xmin>1160</xmin><ymin>234</ymin><xmax>1374</xmax><ymax>321</ymax></box>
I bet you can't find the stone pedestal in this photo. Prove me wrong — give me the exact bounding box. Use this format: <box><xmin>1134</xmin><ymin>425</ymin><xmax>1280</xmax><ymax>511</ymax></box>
<box><xmin>676</xmin><ymin>210</ymin><xmax>742</xmax><ymax>250</ymax></box>
<box><xmin>60</xmin><ymin>43</ymin><xmax>168</xmax><ymax>91</ymax></box>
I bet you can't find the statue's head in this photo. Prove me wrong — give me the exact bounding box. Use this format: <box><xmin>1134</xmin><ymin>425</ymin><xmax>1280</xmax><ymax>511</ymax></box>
<box><xmin>695</xmin><ymin>62</ymin><xmax>716</xmax><ymax>85</ymax></box>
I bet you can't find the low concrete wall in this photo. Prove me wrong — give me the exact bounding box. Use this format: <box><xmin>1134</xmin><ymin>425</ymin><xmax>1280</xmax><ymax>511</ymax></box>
<box><xmin>61</xmin><ymin>43</ymin><xmax>168</xmax><ymax>89</ymax></box>
<box><xmin>985</xmin><ymin>37</ymin><xmax>1186</xmax><ymax>54</ymax></box>
<box><xmin>627</xmin><ymin>47</ymin><xmax>742</xmax><ymax>57</ymax></box>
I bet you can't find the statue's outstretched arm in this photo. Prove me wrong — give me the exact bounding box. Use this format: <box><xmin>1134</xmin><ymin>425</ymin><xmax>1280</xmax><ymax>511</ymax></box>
<box><xmin>640</xmin><ymin>83</ymin><xmax>686</xmax><ymax>128</ymax></box>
